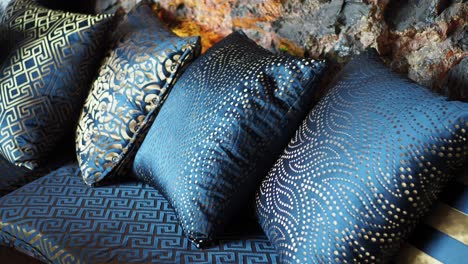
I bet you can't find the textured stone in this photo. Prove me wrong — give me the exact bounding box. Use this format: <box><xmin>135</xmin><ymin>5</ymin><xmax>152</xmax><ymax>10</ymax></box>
<box><xmin>385</xmin><ymin>0</ymin><xmax>448</xmax><ymax>31</ymax></box>
<box><xmin>93</xmin><ymin>0</ymin><xmax>466</xmax><ymax>100</ymax></box>
<box><xmin>442</xmin><ymin>57</ymin><xmax>468</xmax><ymax>100</ymax></box>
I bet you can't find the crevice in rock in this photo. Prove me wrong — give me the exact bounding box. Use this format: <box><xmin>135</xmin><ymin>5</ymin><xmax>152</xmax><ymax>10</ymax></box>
<box><xmin>441</xmin><ymin>57</ymin><xmax>467</xmax><ymax>101</ymax></box>
<box><xmin>436</xmin><ymin>0</ymin><xmax>453</xmax><ymax>15</ymax></box>
<box><xmin>385</xmin><ymin>0</ymin><xmax>444</xmax><ymax>31</ymax></box>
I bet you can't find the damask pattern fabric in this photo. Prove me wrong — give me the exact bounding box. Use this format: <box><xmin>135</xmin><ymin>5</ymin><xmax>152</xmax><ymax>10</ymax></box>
<box><xmin>76</xmin><ymin>1</ymin><xmax>200</xmax><ymax>187</ymax></box>
<box><xmin>133</xmin><ymin>31</ymin><xmax>325</xmax><ymax>247</ymax></box>
<box><xmin>396</xmin><ymin>172</ymin><xmax>468</xmax><ymax>264</ymax></box>
<box><xmin>255</xmin><ymin>50</ymin><xmax>467</xmax><ymax>263</ymax></box>
<box><xmin>0</xmin><ymin>0</ymin><xmax>113</xmax><ymax>169</ymax></box>
<box><xmin>0</xmin><ymin>163</ymin><xmax>279</xmax><ymax>264</ymax></box>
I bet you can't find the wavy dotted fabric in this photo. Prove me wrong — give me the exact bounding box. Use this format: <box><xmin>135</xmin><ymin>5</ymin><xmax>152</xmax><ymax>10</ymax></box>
<box><xmin>0</xmin><ymin>163</ymin><xmax>279</xmax><ymax>264</ymax></box>
<box><xmin>134</xmin><ymin>31</ymin><xmax>325</xmax><ymax>247</ymax></box>
<box><xmin>0</xmin><ymin>0</ymin><xmax>113</xmax><ymax>170</ymax></box>
<box><xmin>255</xmin><ymin>50</ymin><xmax>467</xmax><ymax>263</ymax></box>
<box><xmin>76</xmin><ymin>1</ymin><xmax>200</xmax><ymax>187</ymax></box>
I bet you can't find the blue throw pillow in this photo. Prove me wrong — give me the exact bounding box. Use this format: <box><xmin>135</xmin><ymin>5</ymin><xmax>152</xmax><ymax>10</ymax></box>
<box><xmin>0</xmin><ymin>0</ymin><xmax>114</xmax><ymax>169</ymax></box>
<box><xmin>76</xmin><ymin>1</ymin><xmax>200</xmax><ymax>187</ymax></box>
<box><xmin>255</xmin><ymin>49</ymin><xmax>467</xmax><ymax>263</ymax></box>
<box><xmin>133</xmin><ymin>31</ymin><xmax>326</xmax><ymax>247</ymax></box>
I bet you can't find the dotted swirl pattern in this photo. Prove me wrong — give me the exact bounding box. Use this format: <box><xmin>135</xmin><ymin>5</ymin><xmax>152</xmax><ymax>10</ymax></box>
<box><xmin>76</xmin><ymin>2</ymin><xmax>200</xmax><ymax>186</ymax></box>
<box><xmin>255</xmin><ymin>50</ymin><xmax>468</xmax><ymax>263</ymax></box>
<box><xmin>134</xmin><ymin>31</ymin><xmax>325</xmax><ymax>247</ymax></box>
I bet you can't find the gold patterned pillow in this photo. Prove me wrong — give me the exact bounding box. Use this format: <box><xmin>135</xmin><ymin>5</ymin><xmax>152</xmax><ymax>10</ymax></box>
<box><xmin>76</xmin><ymin>1</ymin><xmax>200</xmax><ymax>186</ymax></box>
<box><xmin>0</xmin><ymin>0</ymin><xmax>114</xmax><ymax>169</ymax></box>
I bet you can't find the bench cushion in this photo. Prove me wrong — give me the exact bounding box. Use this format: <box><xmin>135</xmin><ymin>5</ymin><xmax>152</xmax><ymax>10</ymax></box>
<box><xmin>0</xmin><ymin>163</ymin><xmax>278</xmax><ymax>263</ymax></box>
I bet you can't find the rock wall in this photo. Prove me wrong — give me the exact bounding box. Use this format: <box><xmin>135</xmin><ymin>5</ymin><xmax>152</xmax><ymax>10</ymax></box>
<box><xmin>98</xmin><ymin>0</ymin><xmax>467</xmax><ymax>100</ymax></box>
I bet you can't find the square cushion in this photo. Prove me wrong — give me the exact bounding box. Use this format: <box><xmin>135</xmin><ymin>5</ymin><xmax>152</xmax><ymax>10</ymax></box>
<box><xmin>75</xmin><ymin>1</ymin><xmax>201</xmax><ymax>186</ymax></box>
<box><xmin>133</xmin><ymin>31</ymin><xmax>326</xmax><ymax>247</ymax></box>
<box><xmin>255</xmin><ymin>49</ymin><xmax>467</xmax><ymax>263</ymax></box>
<box><xmin>0</xmin><ymin>0</ymin><xmax>114</xmax><ymax>169</ymax></box>
<box><xmin>0</xmin><ymin>163</ymin><xmax>278</xmax><ymax>263</ymax></box>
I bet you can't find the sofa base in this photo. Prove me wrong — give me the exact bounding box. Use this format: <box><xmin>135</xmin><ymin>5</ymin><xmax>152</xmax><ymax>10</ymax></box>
<box><xmin>0</xmin><ymin>246</ymin><xmax>42</xmax><ymax>264</ymax></box>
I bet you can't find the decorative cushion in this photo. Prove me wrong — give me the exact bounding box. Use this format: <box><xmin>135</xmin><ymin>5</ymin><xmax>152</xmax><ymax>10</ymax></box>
<box><xmin>0</xmin><ymin>162</ymin><xmax>278</xmax><ymax>263</ymax></box>
<box><xmin>76</xmin><ymin>1</ymin><xmax>201</xmax><ymax>187</ymax></box>
<box><xmin>0</xmin><ymin>0</ymin><xmax>114</xmax><ymax>169</ymax></box>
<box><xmin>133</xmin><ymin>31</ymin><xmax>326</xmax><ymax>247</ymax></box>
<box><xmin>396</xmin><ymin>171</ymin><xmax>468</xmax><ymax>264</ymax></box>
<box><xmin>255</xmin><ymin>50</ymin><xmax>467</xmax><ymax>263</ymax></box>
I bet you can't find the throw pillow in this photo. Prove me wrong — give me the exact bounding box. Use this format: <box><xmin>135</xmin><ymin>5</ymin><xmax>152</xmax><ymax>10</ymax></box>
<box><xmin>76</xmin><ymin>1</ymin><xmax>201</xmax><ymax>186</ymax></box>
<box><xmin>133</xmin><ymin>31</ymin><xmax>326</xmax><ymax>248</ymax></box>
<box><xmin>255</xmin><ymin>49</ymin><xmax>468</xmax><ymax>263</ymax></box>
<box><xmin>0</xmin><ymin>0</ymin><xmax>114</xmax><ymax>169</ymax></box>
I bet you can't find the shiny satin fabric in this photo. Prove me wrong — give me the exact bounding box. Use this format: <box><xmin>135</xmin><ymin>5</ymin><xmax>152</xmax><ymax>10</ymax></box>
<box><xmin>0</xmin><ymin>0</ymin><xmax>114</xmax><ymax>170</ymax></box>
<box><xmin>0</xmin><ymin>163</ymin><xmax>279</xmax><ymax>263</ymax></box>
<box><xmin>133</xmin><ymin>31</ymin><xmax>326</xmax><ymax>248</ymax></box>
<box><xmin>256</xmin><ymin>49</ymin><xmax>467</xmax><ymax>263</ymax></box>
<box><xmin>75</xmin><ymin>1</ymin><xmax>201</xmax><ymax>187</ymax></box>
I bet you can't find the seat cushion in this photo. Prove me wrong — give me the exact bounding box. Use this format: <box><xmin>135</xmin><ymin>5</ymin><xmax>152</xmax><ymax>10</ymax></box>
<box><xmin>0</xmin><ymin>163</ymin><xmax>279</xmax><ymax>263</ymax></box>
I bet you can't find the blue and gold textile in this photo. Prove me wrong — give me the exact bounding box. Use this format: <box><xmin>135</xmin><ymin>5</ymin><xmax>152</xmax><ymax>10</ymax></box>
<box><xmin>76</xmin><ymin>1</ymin><xmax>200</xmax><ymax>187</ymax></box>
<box><xmin>0</xmin><ymin>163</ymin><xmax>279</xmax><ymax>263</ymax></box>
<box><xmin>133</xmin><ymin>31</ymin><xmax>325</xmax><ymax>247</ymax></box>
<box><xmin>0</xmin><ymin>0</ymin><xmax>113</xmax><ymax>170</ymax></box>
<box><xmin>396</xmin><ymin>171</ymin><xmax>468</xmax><ymax>264</ymax></box>
<box><xmin>255</xmin><ymin>49</ymin><xmax>467</xmax><ymax>263</ymax></box>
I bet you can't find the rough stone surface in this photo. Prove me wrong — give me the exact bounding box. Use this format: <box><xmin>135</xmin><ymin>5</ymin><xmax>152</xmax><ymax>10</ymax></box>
<box><xmin>93</xmin><ymin>0</ymin><xmax>466</xmax><ymax>100</ymax></box>
<box><xmin>442</xmin><ymin>56</ymin><xmax>468</xmax><ymax>100</ymax></box>
<box><xmin>386</xmin><ymin>0</ymin><xmax>449</xmax><ymax>31</ymax></box>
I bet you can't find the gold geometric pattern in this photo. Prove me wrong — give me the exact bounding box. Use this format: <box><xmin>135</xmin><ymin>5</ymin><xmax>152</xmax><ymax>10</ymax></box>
<box><xmin>0</xmin><ymin>0</ymin><xmax>113</xmax><ymax>169</ymax></box>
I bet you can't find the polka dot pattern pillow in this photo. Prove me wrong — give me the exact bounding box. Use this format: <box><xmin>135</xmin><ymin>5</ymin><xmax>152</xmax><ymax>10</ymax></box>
<box><xmin>255</xmin><ymin>49</ymin><xmax>467</xmax><ymax>263</ymax></box>
<box><xmin>133</xmin><ymin>31</ymin><xmax>326</xmax><ymax>247</ymax></box>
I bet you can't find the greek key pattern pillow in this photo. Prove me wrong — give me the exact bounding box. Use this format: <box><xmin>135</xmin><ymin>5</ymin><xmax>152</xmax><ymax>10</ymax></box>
<box><xmin>0</xmin><ymin>0</ymin><xmax>113</xmax><ymax>169</ymax></box>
